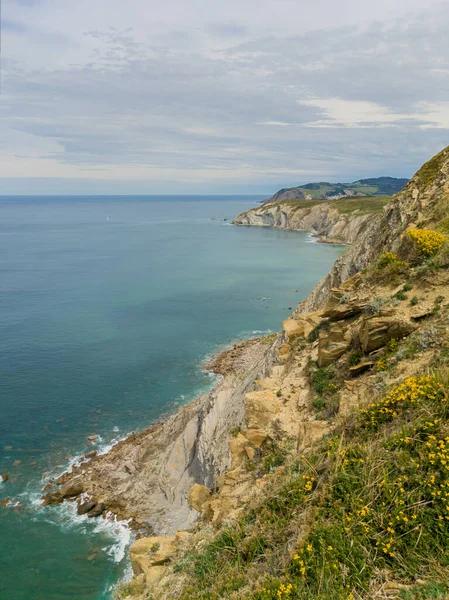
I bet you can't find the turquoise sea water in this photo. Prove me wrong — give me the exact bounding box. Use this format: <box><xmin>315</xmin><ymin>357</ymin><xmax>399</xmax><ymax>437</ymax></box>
<box><xmin>0</xmin><ymin>196</ymin><xmax>344</xmax><ymax>599</ymax></box>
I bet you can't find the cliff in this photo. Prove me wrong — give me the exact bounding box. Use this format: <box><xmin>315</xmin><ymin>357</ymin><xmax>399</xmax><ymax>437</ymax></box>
<box><xmin>232</xmin><ymin>198</ymin><xmax>382</xmax><ymax>244</ymax></box>
<box><xmin>42</xmin><ymin>336</ymin><xmax>281</xmax><ymax>535</ymax></box>
<box><xmin>39</xmin><ymin>146</ymin><xmax>449</xmax><ymax>600</ymax></box>
<box><xmin>296</xmin><ymin>145</ymin><xmax>449</xmax><ymax>313</ymax></box>
<box><xmin>262</xmin><ymin>176</ymin><xmax>408</xmax><ymax>204</ymax></box>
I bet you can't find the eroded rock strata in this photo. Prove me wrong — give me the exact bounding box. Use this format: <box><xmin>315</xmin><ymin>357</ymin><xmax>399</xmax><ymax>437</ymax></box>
<box><xmin>41</xmin><ymin>146</ymin><xmax>449</xmax><ymax>599</ymax></box>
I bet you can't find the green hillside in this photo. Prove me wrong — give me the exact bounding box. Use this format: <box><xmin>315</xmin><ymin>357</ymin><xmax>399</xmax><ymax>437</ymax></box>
<box><xmin>265</xmin><ymin>177</ymin><xmax>409</xmax><ymax>204</ymax></box>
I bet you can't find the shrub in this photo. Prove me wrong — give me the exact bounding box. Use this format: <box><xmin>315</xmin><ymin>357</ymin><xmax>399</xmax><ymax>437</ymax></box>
<box><xmin>113</xmin><ymin>579</ymin><xmax>145</xmax><ymax>600</ymax></box>
<box><xmin>402</xmin><ymin>283</ymin><xmax>413</xmax><ymax>292</ymax></box>
<box><xmin>364</xmin><ymin>296</ymin><xmax>390</xmax><ymax>316</ymax></box>
<box><xmin>368</xmin><ymin>253</ymin><xmax>409</xmax><ymax>283</ymax></box>
<box><xmin>348</xmin><ymin>350</ymin><xmax>363</xmax><ymax>367</ymax></box>
<box><xmin>361</xmin><ymin>376</ymin><xmax>444</xmax><ymax>429</ymax></box>
<box><xmin>376</xmin><ymin>357</ymin><xmax>388</xmax><ymax>372</ymax></box>
<box><xmin>394</xmin><ymin>290</ymin><xmax>408</xmax><ymax>301</ymax></box>
<box><xmin>312</xmin><ymin>397</ymin><xmax>325</xmax><ymax>411</ymax></box>
<box><xmin>311</xmin><ymin>367</ymin><xmax>337</xmax><ymax>396</ymax></box>
<box><xmin>406</xmin><ymin>228</ymin><xmax>446</xmax><ymax>258</ymax></box>
<box><xmin>410</xmin><ymin>295</ymin><xmax>419</xmax><ymax>306</ymax></box>
<box><xmin>377</xmin><ymin>252</ymin><xmax>401</xmax><ymax>267</ymax></box>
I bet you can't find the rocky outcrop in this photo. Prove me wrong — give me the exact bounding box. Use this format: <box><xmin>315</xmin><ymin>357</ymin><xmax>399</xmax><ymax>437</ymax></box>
<box><xmin>42</xmin><ymin>336</ymin><xmax>281</xmax><ymax>535</ymax></box>
<box><xmin>188</xmin><ymin>484</ymin><xmax>211</xmax><ymax>512</ymax></box>
<box><xmin>295</xmin><ymin>146</ymin><xmax>449</xmax><ymax>314</ymax></box>
<box><xmin>318</xmin><ymin>324</ymin><xmax>351</xmax><ymax>367</ymax></box>
<box><xmin>282</xmin><ymin>311</ymin><xmax>323</xmax><ymax>339</ymax></box>
<box><xmin>233</xmin><ymin>202</ymin><xmax>374</xmax><ymax>244</ymax></box>
<box><xmin>359</xmin><ymin>317</ymin><xmax>416</xmax><ymax>353</ymax></box>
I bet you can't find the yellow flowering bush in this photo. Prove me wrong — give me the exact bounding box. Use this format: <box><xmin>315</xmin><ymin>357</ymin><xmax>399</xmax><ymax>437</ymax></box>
<box><xmin>177</xmin><ymin>373</ymin><xmax>449</xmax><ymax>600</ymax></box>
<box><xmin>368</xmin><ymin>252</ymin><xmax>409</xmax><ymax>283</ymax></box>
<box><xmin>377</xmin><ymin>252</ymin><xmax>403</xmax><ymax>267</ymax></box>
<box><xmin>406</xmin><ymin>228</ymin><xmax>446</xmax><ymax>257</ymax></box>
<box><xmin>361</xmin><ymin>376</ymin><xmax>444</xmax><ymax>429</ymax></box>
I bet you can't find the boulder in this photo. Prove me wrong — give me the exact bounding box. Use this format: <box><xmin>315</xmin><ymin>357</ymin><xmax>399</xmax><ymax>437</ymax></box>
<box><xmin>1</xmin><ymin>473</ymin><xmax>9</xmax><ymax>483</ymax></box>
<box><xmin>60</xmin><ymin>476</ymin><xmax>85</xmax><ymax>499</ymax></box>
<box><xmin>41</xmin><ymin>491</ymin><xmax>63</xmax><ymax>506</ymax></box>
<box><xmin>244</xmin><ymin>390</ymin><xmax>281</xmax><ymax>429</ymax></box>
<box><xmin>244</xmin><ymin>429</ymin><xmax>268</xmax><ymax>449</ymax></box>
<box><xmin>144</xmin><ymin>565</ymin><xmax>168</xmax><ymax>587</ymax></box>
<box><xmin>322</xmin><ymin>300</ymin><xmax>367</xmax><ymax>321</ymax></box>
<box><xmin>188</xmin><ymin>483</ymin><xmax>211</xmax><ymax>512</ymax></box>
<box><xmin>77</xmin><ymin>500</ymin><xmax>97</xmax><ymax>515</ymax></box>
<box><xmin>349</xmin><ymin>362</ymin><xmax>374</xmax><ymax>377</ymax></box>
<box><xmin>87</xmin><ymin>503</ymin><xmax>106</xmax><ymax>518</ymax></box>
<box><xmin>297</xmin><ymin>422</ymin><xmax>327</xmax><ymax>450</ymax></box>
<box><xmin>282</xmin><ymin>311</ymin><xmax>323</xmax><ymax>340</ymax></box>
<box><xmin>317</xmin><ymin>324</ymin><xmax>351</xmax><ymax>367</ymax></box>
<box><xmin>0</xmin><ymin>498</ymin><xmax>9</xmax><ymax>506</ymax></box>
<box><xmin>278</xmin><ymin>343</ymin><xmax>291</xmax><ymax>363</ymax></box>
<box><xmin>229</xmin><ymin>433</ymin><xmax>250</xmax><ymax>469</ymax></box>
<box><xmin>298</xmin><ymin>421</ymin><xmax>329</xmax><ymax>449</ymax></box>
<box><xmin>130</xmin><ymin>536</ymin><xmax>177</xmax><ymax>576</ymax></box>
<box><xmin>359</xmin><ymin>317</ymin><xmax>416</xmax><ymax>353</ymax></box>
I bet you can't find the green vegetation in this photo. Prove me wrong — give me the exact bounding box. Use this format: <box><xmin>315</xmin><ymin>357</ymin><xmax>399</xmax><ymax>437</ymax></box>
<box><xmin>113</xmin><ymin>579</ymin><xmax>145</xmax><ymax>600</ymax></box>
<box><xmin>394</xmin><ymin>290</ymin><xmax>408</xmax><ymax>301</ymax></box>
<box><xmin>414</xmin><ymin>147</ymin><xmax>449</xmax><ymax>189</ymax></box>
<box><xmin>348</xmin><ymin>350</ymin><xmax>363</xmax><ymax>367</ymax></box>
<box><xmin>310</xmin><ymin>366</ymin><xmax>337</xmax><ymax>396</ymax></box>
<box><xmin>265</xmin><ymin>195</ymin><xmax>391</xmax><ymax>217</ymax></box>
<box><xmin>267</xmin><ymin>177</ymin><xmax>408</xmax><ymax>203</ymax></box>
<box><xmin>366</xmin><ymin>252</ymin><xmax>410</xmax><ymax>284</ymax></box>
<box><xmin>173</xmin><ymin>372</ymin><xmax>449</xmax><ymax>600</ymax></box>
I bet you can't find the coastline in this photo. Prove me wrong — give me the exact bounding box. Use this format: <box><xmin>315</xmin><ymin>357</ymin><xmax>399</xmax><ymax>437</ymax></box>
<box><xmin>42</xmin><ymin>333</ymin><xmax>282</xmax><ymax>535</ymax></box>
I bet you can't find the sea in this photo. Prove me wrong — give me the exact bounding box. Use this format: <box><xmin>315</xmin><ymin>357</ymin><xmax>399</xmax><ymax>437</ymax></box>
<box><xmin>0</xmin><ymin>195</ymin><xmax>344</xmax><ymax>599</ymax></box>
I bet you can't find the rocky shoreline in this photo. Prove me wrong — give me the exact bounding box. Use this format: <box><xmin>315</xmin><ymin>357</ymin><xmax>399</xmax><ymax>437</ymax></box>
<box><xmin>39</xmin><ymin>147</ymin><xmax>449</xmax><ymax>598</ymax></box>
<box><xmin>41</xmin><ymin>335</ymin><xmax>282</xmax><ymax>535</ymax></box>
<box><xmin>232</xmin><ymin>200</ymin><xmax>376</xmax><ymax>245</ymax></box>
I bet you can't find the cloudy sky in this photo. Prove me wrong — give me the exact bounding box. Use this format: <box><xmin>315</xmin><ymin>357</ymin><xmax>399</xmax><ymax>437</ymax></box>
<box><xmin>1</xmin><ymin>0</ymin><xmax>449</xmax><ymax>194</ymax></box>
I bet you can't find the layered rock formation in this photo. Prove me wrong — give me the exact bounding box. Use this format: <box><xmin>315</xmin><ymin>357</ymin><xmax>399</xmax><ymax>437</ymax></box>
<box><xmin>39</xmin><ymin>146</ymin><xmax>449</xmax><ymax>599</ymax></box>
<box><xmin>42</xmin><ymin>336</ymin><xmax>281</xmax><ymax>534</ymax></box>
<box><xmin>232</xmin><ymin>201</ymin><xmax>374</xmax><ymax>244</ymax></box>
<box><xmin>296</xmin><ymin>146</ymin><xmax>449</xmax><ymax>313</ymax></box>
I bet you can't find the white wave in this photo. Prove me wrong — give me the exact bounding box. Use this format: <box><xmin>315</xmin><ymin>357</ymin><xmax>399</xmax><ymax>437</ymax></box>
<box><xmin>25</xmin><ymin>490</ymin><xmax>133</xmax><ymax>565</ymax></box>
<box><xmin>251</xmin><ymin>329</ymin><xmax>274</xmax><ymax>335</ymax></box>
<box><xmin>305</xmin><ymin>232</ymin><xmax>318</xmax><ymax>244</ymax></box>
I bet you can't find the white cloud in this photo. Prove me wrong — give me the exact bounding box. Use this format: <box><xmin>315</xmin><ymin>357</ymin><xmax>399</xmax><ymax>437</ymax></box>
<box><xmin>1</xmin><ymin>0</ymin><xmax>449</xmax><ymax>192</ymax></box>
<box><xmin>300</xmin><ymin>98</ymin><xmax>449</xmax><ymax>130</ymax></box>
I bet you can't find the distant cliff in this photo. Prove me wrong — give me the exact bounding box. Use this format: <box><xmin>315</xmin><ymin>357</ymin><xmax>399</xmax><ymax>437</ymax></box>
<box><xmin>263</xmin><ymin>176</ymin><xmax>408</xmax><ymax>204</ymax></box>
<box><xmin>232</xmin><ymin>195</ymin><xmax>389</xmax><ymax>244</ymax></box>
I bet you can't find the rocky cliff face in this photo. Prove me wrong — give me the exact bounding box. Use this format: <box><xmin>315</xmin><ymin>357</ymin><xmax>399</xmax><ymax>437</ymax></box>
<box><xmin>296</xmin><ymin>146</ymin><xmax>449</xmax><ymax>313</ymax></box>
<box><xmin>40</xmin><ymin>146</ymin><xmax>449</xmax><ymax>600</ymax></box>
<box><xmin>232</xmin><ymin>202</ymin><xmax>375</xmax><ymax>244</ymax></box>
<box><xmin>112</xmin><ymin>146</ymin><xmax>449</xmax><ymax>600</ymax></box>
<box><xmin>42</xmin><ymin>336</ymin><xmax>281</xmax><ymax>535</ymax></box>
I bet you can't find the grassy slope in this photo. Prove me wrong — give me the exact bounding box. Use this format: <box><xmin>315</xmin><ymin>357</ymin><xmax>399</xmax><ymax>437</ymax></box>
<box><xmin>270</xmin><ymin>178</ymin><xmax>408</xmax><ymax>201</ymax></box>
<box><xmin>168</xmin><ymin>244</ymin><xmax>449</xmax><ymax>600</ymax></box>
<box><xmin>262</xmin><ymin>195</ymin><xmax>391</xmax><ymax>216</ymax></box>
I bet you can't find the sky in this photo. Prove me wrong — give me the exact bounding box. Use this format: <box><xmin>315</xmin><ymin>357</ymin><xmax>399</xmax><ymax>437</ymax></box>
<box><xmin>1</xmin><ymin>0</ymin><xmax>449</xmax><ymax>195</ymax></box>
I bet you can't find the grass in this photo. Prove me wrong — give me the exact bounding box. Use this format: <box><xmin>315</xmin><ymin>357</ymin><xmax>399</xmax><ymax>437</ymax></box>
<box><xmin>414</xmin><ymin>147</ymin><xmax>449</xmax><ymax>190</ymax></box>
<box><xmin>172</xmin><ymin>371</ymin><xmax>449</xmax><ymax>600</ymax></box>
<box><xmin>263</xmin><ymin>196</ymin><xmax>391</xmax><ymax>217</ymax></box>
